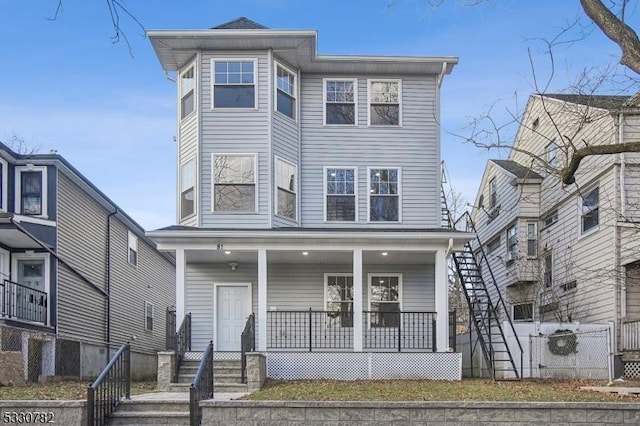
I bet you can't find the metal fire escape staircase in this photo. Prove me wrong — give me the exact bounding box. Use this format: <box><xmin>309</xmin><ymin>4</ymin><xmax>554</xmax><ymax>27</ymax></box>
<box><xmin>442</xmin><ymin>190</ymin><xmax>523</xmax><ymax>380</ymax></box>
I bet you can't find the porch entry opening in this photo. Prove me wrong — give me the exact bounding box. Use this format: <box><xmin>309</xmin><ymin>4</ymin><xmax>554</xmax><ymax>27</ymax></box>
<box><xmin>216</xmin><ymin>284</ymin><xmax>250</xmax><ymax>351</ymax></box>
<box><xmin>16</xmin><ymin>259</ymin><xmax>47</xmax><ymax>323</ymax></box>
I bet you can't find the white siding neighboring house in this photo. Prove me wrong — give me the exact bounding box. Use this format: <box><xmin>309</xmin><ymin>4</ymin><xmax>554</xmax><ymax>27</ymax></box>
<box><xmin>147</xmin><ymin>17</ymin><xmax>473</xmax><ymax>380</ymax></box>
<box><xmin>471</xmin><ymin>93</ymin><xmax>640</xmax><ymax>362</ymax></box>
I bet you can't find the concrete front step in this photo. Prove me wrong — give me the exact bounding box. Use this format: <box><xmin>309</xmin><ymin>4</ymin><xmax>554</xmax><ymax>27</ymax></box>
<box><xmin>180</xmin><ymin>366</ymin><xmax>243</xmax><ymax>376</ymax></box>
<box><xmin>179</xmin><ymin>373</ymin><xmax>242</xmax><ymax>384</ymax></box>
<box><xmin>168</xmin><ymin>382</ymin><xmax>248</xmax><ymax>393</ymax></box>
<box><xmin>109</xmin><ymin>400</ymin><xmax>190</xmax><ymax>426</ymax></box>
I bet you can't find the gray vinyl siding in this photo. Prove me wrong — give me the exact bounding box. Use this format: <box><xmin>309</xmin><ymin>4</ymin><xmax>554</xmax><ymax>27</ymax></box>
<box><xmin>299</xmin><ymin>74</ymin><xmax>440</xmax><ymax>227</ymax></box>
<box><xmin>109</xmin><ymin>218</ymin><xmax>175</xmax><ymax>354</ymax></box>
<box><xmin>56</xmin><ymin>172</ymin><xmax>108</xmax><ymax>342</ymax></box>
<box><xmin>185</xmin><ymin>262</ymin><xmax>434</xmax><ymax>351</ymax></box>
<box><xmin>179</xmin><ymin>112</ymin><xmax>198</xmax><ymax>227</ymax></box>
<box><xmin>199</xmin><ymin>51</ymin><xmax>270</xmax><ymax>228</ymax></box>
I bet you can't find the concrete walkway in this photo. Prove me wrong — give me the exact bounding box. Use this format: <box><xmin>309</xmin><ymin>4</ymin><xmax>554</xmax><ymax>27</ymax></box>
<box><xmin>581</xmin><ymin>386</ymin><xmax>640</xmax><ymax>395</ymax></box>
<box><xmin>130</xmin><ymin>391</ymin><xmax>249</xmax><ymax>401</ymax></box>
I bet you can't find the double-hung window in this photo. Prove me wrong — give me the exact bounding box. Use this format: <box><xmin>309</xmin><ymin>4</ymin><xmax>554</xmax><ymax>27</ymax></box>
<box><xmin>180</xmin><ymin>65</ymin><xmax>195</xmax><ymax>119</ymax></box>
<box><xmin>128</xmin><ymin>231</ymin><xmax>138</xmax><ymax>266</ymax></box>
<box><xmin>368</xmin><ymin>80</ymin><xmax>400</xmax><ymax>125</ymax></box>
<box><xmin>180</xmin><ymin>159</ymin><xmax>196</xmax><ymax>220</ymax></box>
<box><xmin>324</xmin><ymin>79</ymin><xmax>356</xmax><ymax>125</ymax></box>
<box><xmin>213</xmin><ymin>155</ymin><xmax>256</xmax><ymax>212</ymax></box>
<box><xmin>543</xmin><ymin>252</ymin><xmax>553</xmax><ymax>288</ymax></box>
<box><xmin>581</xmin><ymin>186</ymin><xmax>599</xmax><ymax>233</ymax></box>
<box><xmin>325</xmin><ymin>274</ymin><xmax>353</xmax><ymax>327</ymax></box>
<box><xmin>546</xmin><ymin>141</ymin><xmax>558</xmax><ymax>167</ymax></box>
<box><xmin>506</xmin><ymin>225</ymin><xmax>517</xmax><ymax>261</ymax></box>
<box><xmin>16</xmin><ymin>166</ymin><xmax>47</xmax><ymax>217</ymax></box>
<box><xmin>276</xmin><ymin>158</ymin><xmax>296</xmax><ymax>220</ymax></box>
<box><xmin>213</xmin><ymin>60</ymin><xmax>255</xmax><ymax>108</ymax></box>
<box><xmin>489</xmin><ymin>177</ymin><xmax>497</xmax><ymax>209</ymax></box>
<box><xmin>0</xmin><ymin>158</ymin><xmax>7</xmax><ymax>211</ymax></box>
<box><xmin>513</xmin><ymin>302</ymin><xmax>534</xmax><ymax>321</ymax></box>
<box><xmin>527</xmin><ymin>223</ymin><xmax>537</xmax><ymax>257</ymax></box>
<box><xmin>369</xmin><ymin>274</ymin><xmax>401</xmax><ymax>327</ymax></box>
<box><xmin>145</xmin><ymin>301</ymin><xmax>154</xmax><ymax>331</ymax></box>
<box><xmin>325</xmin><ymin>168</ymin><xmax>356</xmax><ymax>222</ymax></box>
<box><xmin>369</xmin><ymin>168</ymin><xmax>400</xmax><ymax>222</ymax></box>
<box><xmin>276</xmin><ymin>64</ymin><xmax>296</xmax><ymax>119</ymax></box>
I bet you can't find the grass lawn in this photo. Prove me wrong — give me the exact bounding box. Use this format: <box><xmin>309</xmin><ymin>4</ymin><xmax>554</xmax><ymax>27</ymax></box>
<box><xmin>247</xmin><ymin>379</ymin><xmax>640</xmax><ymax>403</ymax></box>
<box><xmin>0</xmin><ymin>381</ymin><xmax>156</xmax><ymax>400</ymax></box>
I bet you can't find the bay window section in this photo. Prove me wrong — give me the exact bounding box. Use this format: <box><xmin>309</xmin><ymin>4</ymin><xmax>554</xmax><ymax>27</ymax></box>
<box><xmin>325</xmin><ymin>274</ymin><xmax>353</xmax><ymax>327</ymax></box>
<box><xmin>180</xmin><ymin>159</ymin><xmax>196</xmax><ymax>219</ymax></box>
<box><xmin>213</xmin><ymin>155</ymin><xmax>256</xmax><ymax>212</ymax></box>
<box><xmin>325</xmin><ymin>168</ymin><xmax>356</xmax><ymax>222</ymax></box>
<box><xmin>180</xmin><ymin>65</ymin><xmax>195</xmax><ymax>119</ymax></box>
<box><xmin>324</xmin><ymin>79</ymin><xmax>356</xmax><ymax>125</ymax></box>
<box><xmin>276</xmin><ymin>64</ymin><xmax>296</xmax><ymax>119</ymax></box>
<box><xmin>276</xmin><ymin>159</ymin><xmax>296</xmax><ymax>220</ymax></box>
<box><xmin>369</xmin><ymin>275</ymin><xmax>401</xmax><ymax>327</ymax></box>
<box><xmin>369</xmin><ymin>80</ymin><xmax>400</xmax><ymax>125</ymax></box>
<box><xmin>213</xmin><ymin>60</ymin><xmax>255</xmax><ymax>108</ymax></box>
<box><xmin>369</xmin><ymin>168</ymin><xmax>399</xmax><ymax>222</ymax></box>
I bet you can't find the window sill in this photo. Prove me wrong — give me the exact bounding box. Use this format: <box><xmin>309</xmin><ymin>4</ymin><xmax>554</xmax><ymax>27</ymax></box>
<box><xmin>275</xmin><ymin>110</ymin><xmax>297</xmax><ymax>124</ymax></box>
<box><xmin>275</xmin><ymin>214</ymin><xmax>298</xmax><ymax>224</ymax></box>
<box><xmin>578</xmin><ymin>225</ymin><xmax>599</xmax><ymax>241</ymax></box>
<box><xmin>210</xmin><ymin>107</ymin><xmax>258</xmax><ymax>112</ymax></box>
<box><xmin>211</xmin><ymin>211</ymin><xmax>259</xmax><ymax>215</ymax></box>
<box><xmin>324</xmin><ymin>220</ymin><xmax>359</xmax><ymax>224</ymax></box>
<box><xmin>180</xmin><ymin>213</ymin><xmax>197</xmax><ymax>222</ymax></box>
<box><xmin>323</xmin><ymin>123</ymin><xmax>358</xmax><ymax>127</ymax></box>
<box><xmin>180</xmin><ymin>111</ymin><xmax>197</xmax><ymax>122</ymax></box>
<box><xmin>367</xmin><ymin>123</ymin><xmax>402</xmax><ymax>128</ymax></box>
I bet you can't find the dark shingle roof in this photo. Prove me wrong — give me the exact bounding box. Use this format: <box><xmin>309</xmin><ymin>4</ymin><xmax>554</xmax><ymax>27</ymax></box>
<box><xmin>211</xmin><ymin>17</ymin><xmax>268</xmax><ymax>30</ymax></box>
<box><xmin>491</xmin><ymin>160</ymin><xmax>543</xmax><ymax>180</ymax></box>
<box><xmin>542</xmin><ymin>93</ymin><xmax>630</xmax><ymax>110</ymax></box>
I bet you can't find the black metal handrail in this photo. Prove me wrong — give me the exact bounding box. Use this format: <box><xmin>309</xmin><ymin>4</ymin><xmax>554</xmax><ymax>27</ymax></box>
<box><xmin>449</xmin><ymin>309</ymin><xmax>457</xmax><ymax>352</ymax></box>
<box><xmin>363</xmin><ymin>311</ymin><xmax>437</xmax><ymax>351</ymax></box>
<box><xmin>174</xmin><ymin>312</ymin><xmax>192</xmax><ymax>383</ymax></box>
<box><xmin>1</xmin><ymin>279</ymin><xmax>48</xmax><ymax>325</ymax></box>
<box><xmin>86</xmin><ymin>343</ymin><xmax>130</xmax><ymax>426</ymax></box>
<box><xmin>190</xmin><ymin>341</ymin><xmax>213</xmax><ymax>426</ymax></box>
<box><xmin>166</xmin><ymin>307</ymin><xmax>177</xmax><ymax>349</ymax></box>
<box><xmin>240</xmin><ymin>313</ymin><xmax>255</xmax><ymax>383</ymax></box>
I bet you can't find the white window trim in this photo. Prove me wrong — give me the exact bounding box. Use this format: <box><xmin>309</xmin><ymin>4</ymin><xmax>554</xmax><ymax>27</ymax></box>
<box><xmin>543</xmin><ymin>252</ymin><xmax>553</xmax><ymax>288</ymax></box>
<box><xmin>546</xmin><ymin>141</ymin><xmax>557</xmax><ymax>167</ymax></box>
<box><xmin>366</xmin><ymin>78</ymin><xmax>402</xmax><ymax>127</ymax></box>
<box><xmin>128</xmin><ymin>231</ymin><xmax>138</xmax><ymax>267</ymax></box>
<box><xmin>506</xmin><ymin>224</ymin><xmax>517</xmax><ymax>262</ymax></box>
<box><xmin>489</xmin><ymin>177</ymin><xmax>497</xmax><ymax>209</ymax></box>
<box><xmin>179</xmin><ymin>61</ymin><xmax>197</xmax><ymax>120</ymax></box>
<box><xmin>144</xmin><ymin>301</ymin><xmax>154</xmax><ymax>331</ymax></box>
<box><xmin>179</xmin><ymin>157</ymin><xmax>197</xmax><ymax>221</ymax></box>
<box><xmin>323</xmin><ymin>77</ymin><xmax>358</xmax><ymax>126</ymax></box>
<box><xmin>526</xmin><ymin>222</ymin><xmax>538</xmax><ymax>258</ymax></box>
<box><xmin>367</xmin><ymin>273</ymin><xmax>403</xmax><ymax>310</ymax></box>
<box><xmin>0</xmin><ymin>157</ymin><xmax>7</xmax><ymax>212</ymax></box>
<box><xmin>11</xmin><ymin>252</ymin><xmax>51</xmax><ymax>326</ymax></box>
<box><xmin>323</xmin><ymin>166</ymin><xmax>358</xmax><ymax>223</ymax></box>
<box><xmin>211</xmin><ymin>153</ymin><xmax>258</xmax><ymax>214</ymax></box>
<box><xmin>512</xmin><ymin>302</ymin><xmax>534</xmax><ymax>322</ymax></box>
<box><xmin>274</xmin><ymin>61</ymin><xmax>297</xmax><ymax>122</ymax></box>
<box><xmin>366</xmin><ymin>166</ymin><xmax>402</xmax><ymax>223</ymax></box>
<box><xmin>323</xmin><ymin>273</ymin><xmax>354</xmax><ymax>311</ymax></box>
<box><xmin>579</xmin><ymin>184</ymin><xmax>600</xmax><ymax>238</ymax></box>
<box><xmin>15</xmin><ymin>165</ymin><xmax>48</xmax><ymax>218</ymax></box>
<box><xmin>274</xmin><ymin>156</ymin><xmax>298</xmax><ymax>223</ymax></box>
<box><xmin>211</xmin><ymin>58</ymin><xmax>258</xmax><ymax>110</ymax></box>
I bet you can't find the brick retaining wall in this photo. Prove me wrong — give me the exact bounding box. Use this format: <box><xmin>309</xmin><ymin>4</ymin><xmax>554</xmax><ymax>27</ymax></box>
<box><xmin>200</xmin><ymin>400</ymin><xmax>640</xmax><ymax>425</ymax></box>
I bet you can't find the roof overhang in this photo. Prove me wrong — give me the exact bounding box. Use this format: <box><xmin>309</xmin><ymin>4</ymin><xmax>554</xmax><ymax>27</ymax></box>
<box><xmin>147</xmin><ymin>29</ymin><xmax>457</xmax><ymax>75</ymax></box>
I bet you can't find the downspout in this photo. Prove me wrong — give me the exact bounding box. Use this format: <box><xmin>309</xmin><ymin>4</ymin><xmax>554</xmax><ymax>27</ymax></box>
<box><xmin>446</xmin><ymin>238</ymin><xmax>454</xmax><ymax>257</ymax></box>
<box><xmin>618</xmin><ymin>113</ymin><xmax>627</xmax><ymax>321</ymax></box>
<box><xmin>106</xmin><ymin>209</ymin><xmax>118</xmax><ymax>346</ymax></box>
<box><xmin>436</xmin><ymin>62</ymin><xmax>448</xmax><ymax>88</ymax></box>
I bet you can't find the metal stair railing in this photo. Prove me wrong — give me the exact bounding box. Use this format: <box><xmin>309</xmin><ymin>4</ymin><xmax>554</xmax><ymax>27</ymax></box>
<box><xmin>190</xmin><ymin>341</ymin><xmax>214</xmax><ymax>426</ymax></box>
<box><xmin>442</xmin><ymin>189</ymin><xmax>523</xmax><ymax>380</ymax></box>
<box><xmin>240</xmin><ymin>313</ymin><xmax>256</xmax><ymax>383</ymax></box>
<box><xmin>174</xmin><ymin>312</ymin><xmax>192</xmax><ymax>383</ymax></box>
<box><xmin>86</xmin><ymin>343</ymin><xmax>130</xmax><ymax>426</ymax></box>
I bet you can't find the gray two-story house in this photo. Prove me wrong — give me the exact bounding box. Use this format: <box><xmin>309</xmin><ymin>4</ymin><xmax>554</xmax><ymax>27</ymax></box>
<box><xmin>0</xmin><ymin>142</ymin><xmax>175</xmax><ymax>381</ymax></box>
<box><xmin>147</xmin><ymin>17</ymin><xmax>472</xmax><ymax>380</ymax></box>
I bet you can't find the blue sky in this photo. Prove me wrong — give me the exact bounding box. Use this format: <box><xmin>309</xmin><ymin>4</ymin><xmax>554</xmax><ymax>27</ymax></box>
<box><xmin>1</xmin><ymin>0</ymin><xmax>638</xmax><ymax>229</ymax></box>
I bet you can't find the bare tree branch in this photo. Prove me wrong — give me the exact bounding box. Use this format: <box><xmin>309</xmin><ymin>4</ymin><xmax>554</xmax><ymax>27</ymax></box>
<box><xmin>580</xmin><ymin>0</ymin><xmax>640</xmax><ymax>74</ymax></box>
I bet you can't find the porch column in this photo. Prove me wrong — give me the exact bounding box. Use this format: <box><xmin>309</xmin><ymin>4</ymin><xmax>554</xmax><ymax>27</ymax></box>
<box><xmin>434</xmin><ymin>249</ymin><xmax>449</xmax><ymax>352</ymax></box>
<box><xmin>353</xmin><ymin>249</ymin><xmax>363</xmax><ymax>352</ymax></box>
<box><xmin>258</xmin><ymin>249</ymin><xmax>267</xmax><ymax>351</ymax></box>
<box><xmin>175</xmin><ymin>248</ymin><xmax>186</xmax><ymax>332</ymax></box>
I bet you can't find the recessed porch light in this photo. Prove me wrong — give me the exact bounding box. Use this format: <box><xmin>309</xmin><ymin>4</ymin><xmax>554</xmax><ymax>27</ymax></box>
<box><xmin>381</xmin><ymin>252</ymin><xmax>388</xmax><ymax>256</ymax></box>
<box><xmin>302</xmin><ymin>251</ymin><xmax>309</xmax><ymax>256</ymax></box>
<box><xmin>224</xmin><ymin>251</ymin><xmax>231</xmax><ymax>255</ymax></box>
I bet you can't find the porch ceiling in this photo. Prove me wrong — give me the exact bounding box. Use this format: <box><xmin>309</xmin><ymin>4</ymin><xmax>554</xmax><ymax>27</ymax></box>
<box><xmin>185</xmin><ymin>249</ymin><xmax>435</xmax><ymax>265</ymax></box>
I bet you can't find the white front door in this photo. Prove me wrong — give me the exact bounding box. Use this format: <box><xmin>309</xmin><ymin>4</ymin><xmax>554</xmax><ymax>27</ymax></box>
<box><xmin>216</xmin><ymin>285</ymin><xmax>250</xmax><ymax>351</ymax></box>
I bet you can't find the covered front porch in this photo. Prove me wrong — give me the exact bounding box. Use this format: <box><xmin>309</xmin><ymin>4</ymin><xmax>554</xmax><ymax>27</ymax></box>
<box><xmin>151</xmin><ymin>228</ymin><xmax>472</xmax><ymax>380</ymax></box>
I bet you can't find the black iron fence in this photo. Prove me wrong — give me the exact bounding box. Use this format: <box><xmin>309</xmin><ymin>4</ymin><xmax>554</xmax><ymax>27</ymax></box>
<box><xmin>267</xmin><ymin>310</ymin><xmax>444</xmax><ymax>351</ymax></box>
<box><xmin>363</xmin><ymin>311</ymin><xmax>437</xmax><ymax>351</ymax></box>
<box><xmin>166</xmin><ymin>307</ymin><xmax>176</xmax><ymax>350</ymax></box>
<box><xmin>240</xmin><ymin>313</ymin><xmax>255</xmax><ymax>383</ymax></box>
<box><xmin>190</xmin><ymin>341</ymin><xmax>213</xmax><ymax>426</ymax></box>
<box><xmin>86</xmin><ymin>343</ymin><xmax>130</xmax><ymax>426</ymax></box>
<box><xmin>1</xmin><ymin>279</ymin><xmax>48</xmax><ymax>325</ymax></box>
<box><xmin>174</xmin><ymin>312</ymin><xmax>192</xmax><ymax>383</ymax></box>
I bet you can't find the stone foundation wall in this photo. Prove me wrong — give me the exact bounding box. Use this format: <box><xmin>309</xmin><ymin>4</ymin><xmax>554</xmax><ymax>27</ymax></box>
<box><xmin>200</xmin><ymin>400</ymin><xmax>640</xmax><ymax>425</ymax></box>
<box><xmin>0</xmin><ymin>401</ymin><xmax>86</xmax><ymax>425</ymax></box>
